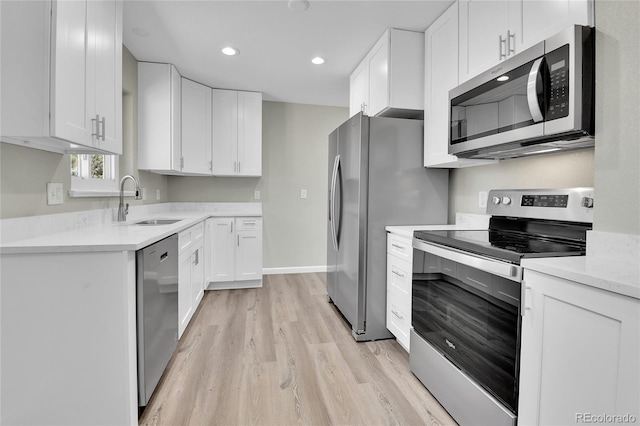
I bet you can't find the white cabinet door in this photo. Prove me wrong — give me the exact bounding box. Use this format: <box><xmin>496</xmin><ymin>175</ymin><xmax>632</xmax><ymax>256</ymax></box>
<box><xmin>87</xmin><ymin>0</ymin><xmax>122</xmax><ymax>154</ymax></box>
<box><xmin>181</xmin><ymin>78</ymin><xmax>212</xmax><ymax>175</ymax></box>
<box><xmin>349</xmin><ymin>59</ymin><xmax>368</xmax><ymax>117</ymax></box>
<box><xmin>424</xmin><ymin>3</ymin><xmax>497</xmax><ymax>169</ymax></box>
<box><xmin>211</xmin><ymin>89</ymin><xmax>238</xmax><ymax>175</ymax></box>
<box><xmin>511</xmin><ymin>0</ymin><xmax>594</xmax><ymax>54</ymax></box>
<box><xmin>236</xmin><ymin>230</ymin><xmax>262</xmax><ymax>281</ymax></box>
<box><xmin>178</xmin><ymin>249</ymin><xmax>193</xmax><ymax>338</ymax></box>
<box><xmin>519</xmin><ymin>270</ymin><xmax>640</xmax><ymax>425</ymax></box>
<box><xmin>51</xmin><ymin>0</ymin><xmax>91</xmax><ymax>146</ymax></box>
<box><xmin>212</xmin><ymin>90</ymin><xmax>262</xmax><ymax>176</ymax></box>
<box><xmin>237</xmin><ymin>91</ymin><xmax>262</xmax><ymax>176</ymax></box>
<box><xmin>137</xmin><ymin>62</ymin><xmax>182</xmax><ymax>173</ymax></box>
<box><xmin>367</xmin><ymin>34</ymin><xmax>390</xmax><ymax>117</ymax></box>
<box><xmin>459</xmin><ymin>0</ymin><xmax>510</xmax><ymax>83</ymax></box>
<box><xmin>191</xmin><ymin>241</ymin><xmax>204</xmax><ymax>308</ymax></box>
<box><xmin>209</xmin><ymin>218</ymin><xmax>236</xmax><ymax>282</ymax></box>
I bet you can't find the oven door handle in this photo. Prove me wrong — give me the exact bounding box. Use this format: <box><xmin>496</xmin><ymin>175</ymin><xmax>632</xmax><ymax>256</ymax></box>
<box><xmin>413</xmin><ymin>239</ymin><xmax>523</xmax><ymax>282</ymax></box>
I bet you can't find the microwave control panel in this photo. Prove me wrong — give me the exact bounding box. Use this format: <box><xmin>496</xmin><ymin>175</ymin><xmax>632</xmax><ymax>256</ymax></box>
<box><xmin>546</xmin><ymin>44</ymin><xmax>570</xmax><ymax>121</ymax></box>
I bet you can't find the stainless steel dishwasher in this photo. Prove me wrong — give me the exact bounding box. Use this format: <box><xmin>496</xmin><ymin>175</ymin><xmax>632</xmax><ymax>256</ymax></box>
<box><xmin>136</xmin><ymin>234</ymin><xmax>179</xmax><ymax>408</ymax></box>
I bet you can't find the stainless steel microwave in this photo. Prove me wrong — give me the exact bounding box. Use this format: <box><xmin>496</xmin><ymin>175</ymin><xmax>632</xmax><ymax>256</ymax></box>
<box><xmin>449</xmin><ymin>25</ymin><xmax>594</xmax><ymax>160</ymax></box>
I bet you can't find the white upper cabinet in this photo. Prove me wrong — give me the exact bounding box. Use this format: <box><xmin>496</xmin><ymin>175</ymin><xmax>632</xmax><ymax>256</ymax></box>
<box><xmin>424</xmin><ymin>3</ymin><xmax>497</xmax><ymax>168</ymax></box>
<box><xmin>349</xmin><ymin>28</ymin><xmax>424</xmax><ymax>119</ymax></box>
<box><xmin>212</xmin><ymin>90</ymin><xmax>262</xmax><ymax>177</ymax></box>
<box><xmin>181</xmin><ymin>78</ymin><xmax>213</xmax><ymax>175</ymax></box>
<box><xmin>0</xmin><ymin>0</ymin><xmax>123</xmax><ymax>155</ymax></box>
<box><xmin>459</xmin><ymin>0</ymin><xmax>593</xmax><ymax>83</ymax></box>
<box><xmin>137</xmin><ymin>62</ymin><xmax>182</xmax><ymax>173</ymax></box>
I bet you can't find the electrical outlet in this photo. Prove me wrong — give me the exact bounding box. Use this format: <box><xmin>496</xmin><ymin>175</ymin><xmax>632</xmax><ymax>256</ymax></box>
<box><xmin>46</xmin><ymin>183</ymin><xmax>64</xmax><ymax>205</ymax></box>
<box><xmin>479</xmin><ymin>191</ymin><xmax>488</xmax><ymax>208</ymax></box>
<box><xmin>156</xmin><ymin>189</ymin><xmax>161</xmax><ymax>201</ymax></box>
<box><xmin>254</xmin><ymin>190</ymin><xmax>261</xmax><ymax>200</ymax></box>
<box><xmin>300</xmin><ymin>189</ymin><xmax>307</xmax><ymax>199</ymax></box>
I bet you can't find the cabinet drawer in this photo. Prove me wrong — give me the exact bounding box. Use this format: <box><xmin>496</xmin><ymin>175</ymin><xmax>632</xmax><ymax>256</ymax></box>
<box><xmin>386</xmin><ymin>290</ymin><xmax>411</xmax><ymax>352</ymax></box>
<box><xmin>387</xmin><ymin>254</ymin><xmax>412</xmax><ymax>300</ymax></box>
<box><xmin>387</xmin><ymin>233</ymin><xmax>413</xmax><ymax>262</ymax></box>
<box><xmin>235</xmin><ymin>217</ymin><xmax>262</xmax><ymax>231</ymax></box>
<box><xmin>179</xmin><ymin>222</ymin><xmax>204</xmax><ymax>254</ymax></box>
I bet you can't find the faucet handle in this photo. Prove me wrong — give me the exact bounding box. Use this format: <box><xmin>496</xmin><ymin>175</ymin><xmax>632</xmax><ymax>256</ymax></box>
<box><xmin>125</xmin><ymin>203</ymin><xmax>129</xmax><ymax>215</ymax></box>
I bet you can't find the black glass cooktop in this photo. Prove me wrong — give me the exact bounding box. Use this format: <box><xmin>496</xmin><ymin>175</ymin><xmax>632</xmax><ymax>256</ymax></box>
<box><xmin>414</xmin><ymin>229</ymin><xmax>587</xmax><ymax>264</ymax></box>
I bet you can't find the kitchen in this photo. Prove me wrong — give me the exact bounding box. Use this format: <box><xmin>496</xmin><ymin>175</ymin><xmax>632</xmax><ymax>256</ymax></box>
<box><xmin>1</xmin><ymin>0</ymin><xmax>638</xmax><ymax>425</ymax></box>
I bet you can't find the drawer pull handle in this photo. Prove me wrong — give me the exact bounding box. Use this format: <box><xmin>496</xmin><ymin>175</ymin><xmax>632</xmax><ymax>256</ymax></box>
<box><xmin>391</xmin><ymin>243</ymin><xmax>405</xmax><ymax>250</ymax></box>
<box><xmin>392</xmin><ymin>270</ymin><xmax>405</xmax><ymax>278</ymax></box>
<box><xmin>392</xmin><ymin>310</ymin><xmax>404</xmax><ymax>320</ymax></box>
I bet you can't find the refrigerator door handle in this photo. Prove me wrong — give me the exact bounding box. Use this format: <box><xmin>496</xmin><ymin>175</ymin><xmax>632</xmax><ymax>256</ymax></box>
<box><xmin>330</xmin><ymin>155</ymin><xmax>340</xmax><ymax>251</ymax></box>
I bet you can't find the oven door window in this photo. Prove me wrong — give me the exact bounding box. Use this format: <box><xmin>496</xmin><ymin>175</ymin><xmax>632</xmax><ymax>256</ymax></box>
<box><xmin>413</xmin><ymin>273</ymin><xmax>519</xmax><ymax>412</ymax></box>
<box><xmin>450</xmin><ymin>57</ymin><xmax>548</xmax><ymax>144</ymax></box>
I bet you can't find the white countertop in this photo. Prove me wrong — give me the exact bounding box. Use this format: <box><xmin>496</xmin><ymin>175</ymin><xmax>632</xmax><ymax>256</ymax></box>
<box><xmin>0</xmin><ymin>203</ymin><xmax>262</xmax><ymax>254</ymax></box>
<box><xmin>522</xmin><ymin>256</ymin><xmax>640</xmax><ymax>300</ymax></box>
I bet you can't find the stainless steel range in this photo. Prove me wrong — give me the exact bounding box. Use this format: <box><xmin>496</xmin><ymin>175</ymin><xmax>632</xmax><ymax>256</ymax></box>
<box><xmin>410</xmin><ymin>188</ymin><xmax>594</xmax><ymax>426</ymax></box>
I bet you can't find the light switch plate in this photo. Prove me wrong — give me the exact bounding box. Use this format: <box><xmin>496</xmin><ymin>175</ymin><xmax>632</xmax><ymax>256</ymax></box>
<box><xmin>47</xmin><ymin>183</ymin><xmax>64</xmax><ymax>205</ymax></box>
<box><xmin>254</xmin><ymin>190</ymin><xmax>261</xmax><ymax>200</ymax></box>
<box><xmin>300</xmin><ymin>189</ymin><xmax>307</xmax><ymax>199</ymax></box>
<box><xmin>479</xmin><ymin>191</ymin><xmax>488</xmax><ymax>208</ymax></box>
<box><xmin>156</xmin><ymin>189</ymin><xmax>161</xmax><ymax>200</ymax></box>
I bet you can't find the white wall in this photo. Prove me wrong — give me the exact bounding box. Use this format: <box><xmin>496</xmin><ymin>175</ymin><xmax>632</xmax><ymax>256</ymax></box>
<box><xmin>449</xmin><ymin>1</ymin><xmax>639</xmax><ymax>235</ymax></box>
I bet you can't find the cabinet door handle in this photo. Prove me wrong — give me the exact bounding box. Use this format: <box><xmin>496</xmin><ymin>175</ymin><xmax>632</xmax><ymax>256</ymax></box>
<box><xmin>231</xmin><ymin>221</ymin><xmax>233</xmax><ymax>233</ymax></box>
<box><xmin>521</xmin><ymin>281</ymin><xmax>532</xmax><ymax>317</ymax></box>
<box><xmin>499</xmin><ymin>34</ymin><xmax>507</xmax><ymax>60</ymax></box>
<box><xmin>99</xmin><ymin>116</ymin><xmax>106</xmax><ymax>141</ymax></box>
<box><xmin>91</xmin><ymin>114</ymin><xmax>100</xmax><ymax>139</ymax></box>
<box><xmin>391</xmin><ymin>243</ymin><xmax>405</xmax><ymax>250</ymax></box>
<box><xmin>392</xmin><ymin>310</ymin><xmax>404</xmax><ymax>320</ymax></box>
<box><xmin>507</xmin><ymin>30</ymin><xmax>516</xmax><ymax>56</ymax></box>
<box><xmin>392</xmin><ymin>269</ymin><xmax>405</xmax><ymax>279</ymax></box>
<box><xmin>237</xmin><ymin>235</ymin><xmax>240</xmax><ymax>246</ymax></box>
<box><xmin>194</xmin><ymin>248</ymin><xmax>199</xmax><ymax>265</ymax></box>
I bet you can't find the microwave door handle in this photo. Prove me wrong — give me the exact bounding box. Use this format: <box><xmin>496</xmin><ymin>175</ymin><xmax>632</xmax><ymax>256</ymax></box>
<box><xmin>527</xmin><ymin>57</ymin><xmax>545</xmax><ymax>123</ymax></box>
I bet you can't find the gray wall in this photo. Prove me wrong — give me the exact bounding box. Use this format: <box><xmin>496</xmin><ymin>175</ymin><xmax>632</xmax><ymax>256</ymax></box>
<box><xmin>167</xmin><ymin>102</ymin><xmax>348</xmax><ymax>269</ymax></box>
<box><xmin>0</xmin><ymin>47</ymin><xmax>168</xmax><ymax>218</ymax></box>
<box><xmin>449</xmin><ymin>1</ymin><xmax>639</xmax><ymax>235</ymax></box>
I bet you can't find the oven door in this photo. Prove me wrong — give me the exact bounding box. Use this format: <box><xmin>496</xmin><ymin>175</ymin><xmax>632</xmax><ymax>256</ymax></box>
<box><xmin>410</xmin><ymin>240</ymin><xmax>522</xmax><ymax>425</ymax></box>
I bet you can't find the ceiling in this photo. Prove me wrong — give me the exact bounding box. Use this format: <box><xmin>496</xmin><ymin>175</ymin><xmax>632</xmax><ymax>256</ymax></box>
<box><xmin>123</xmin><ymin>0</ymin><xmax>454</xmax><ymax>108</ymax></box>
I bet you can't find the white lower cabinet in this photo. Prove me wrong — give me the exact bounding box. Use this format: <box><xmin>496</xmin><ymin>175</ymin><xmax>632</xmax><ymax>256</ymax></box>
<box><xmin>518</xmin><ymin>270</ymin><xmax>640</xmax><ymax>425</ymax></box>
<box><xmin>206</xmin><ymin>217</ymin><xmax>263</xmax><ymax>290</ymax></box>
<box><xmin>178</xmin><ymin>222</ymin><xmax>205</xmax><ymax>338</ymax></box>
<box><xmin>385</xmin><ymin>233</ymin><xmax>416</xmax><ymax>352</ymax></box>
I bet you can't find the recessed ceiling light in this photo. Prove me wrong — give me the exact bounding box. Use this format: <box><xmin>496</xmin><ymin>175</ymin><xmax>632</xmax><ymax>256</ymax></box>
<box><xmin>288</xmin><ymin>0</ymin><xmax>310</xmax><ymax>12</ymax></box>
<box><xmin>222</xmin><ymin>46</ymin><xmax>239</xmax><ymax>56</ymax></box>
<box><xmin>311</xmin><ymin>57</ymin><xmax>325</xmax><ymax>65</ymax></box>
<box><xmin>497</xmin><ymin>75</ymin><xmax>509</xmax><ymax>82</ymax></box>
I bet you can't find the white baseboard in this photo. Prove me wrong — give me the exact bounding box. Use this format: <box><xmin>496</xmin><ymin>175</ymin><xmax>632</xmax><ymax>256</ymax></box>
<box><xmin>262</xmin><ymin>265</ymin><xmax>327</xmax><ymax>275</ymax></box>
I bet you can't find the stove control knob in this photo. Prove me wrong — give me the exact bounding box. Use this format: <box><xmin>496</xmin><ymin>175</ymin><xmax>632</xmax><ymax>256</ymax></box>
<box><xmin>492</xmin><ymin>196</ymin><xmax>501</xmax><ymax>205</ymax></box>
<box><xmin>502</xmin><ymin>196</ymin><xmax>512</xmax><ymax>205</ymax></box>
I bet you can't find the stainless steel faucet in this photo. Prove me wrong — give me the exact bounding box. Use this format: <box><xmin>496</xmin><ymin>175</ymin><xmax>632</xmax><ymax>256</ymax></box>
<box><xmin>118</xmin><ymin>175</ymin><xmax>143</xmax><ymax>221</ymax></box>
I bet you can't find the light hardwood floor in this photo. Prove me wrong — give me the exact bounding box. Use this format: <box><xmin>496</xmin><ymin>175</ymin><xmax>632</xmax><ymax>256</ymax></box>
<box><xmin>139</xmin><ymin>273</ymin><xmax>457</xmax><ymax>426</ymax></box>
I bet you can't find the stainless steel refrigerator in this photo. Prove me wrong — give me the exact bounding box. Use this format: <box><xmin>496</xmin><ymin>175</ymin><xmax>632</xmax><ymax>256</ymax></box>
<box><xmin>327</xmin><ymin>112</ymin><xmax>448</xmax><ymax>341</ymax></box>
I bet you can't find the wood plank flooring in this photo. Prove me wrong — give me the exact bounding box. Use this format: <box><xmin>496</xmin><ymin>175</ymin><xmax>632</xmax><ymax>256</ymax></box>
<box><xmin>139</xmin><ymin>273</ymin><xmax>457</xmax><ymax>426</ymax></box>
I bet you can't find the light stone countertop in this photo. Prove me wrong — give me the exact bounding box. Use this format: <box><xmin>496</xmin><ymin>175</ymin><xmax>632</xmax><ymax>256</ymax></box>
<box><xmin>0</xmin><ymin>203</ymin><xmax>262</xmax><ymax>254</ymax></box>
<box><xmin>522</xmin><ymin>256</ymin><xmax>640</xmax><ymax>300</ymax></box>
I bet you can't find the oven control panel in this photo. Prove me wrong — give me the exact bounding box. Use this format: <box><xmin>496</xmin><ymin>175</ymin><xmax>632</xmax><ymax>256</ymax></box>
<box><xmin>487</xmin><ymin>188</ymin><xmax>594</xmax><ymax>223</ymax></box>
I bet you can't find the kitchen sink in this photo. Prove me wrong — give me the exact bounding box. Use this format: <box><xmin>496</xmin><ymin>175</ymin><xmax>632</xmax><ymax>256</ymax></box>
<box><xmin>132</xmin><ymin>219</ymin><xmax>183</xmax><ymax>226</ymax></box>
